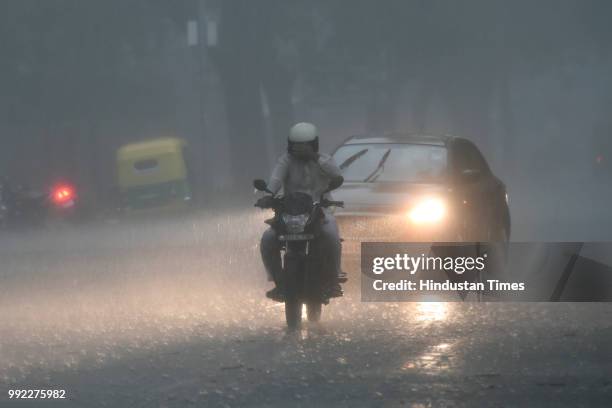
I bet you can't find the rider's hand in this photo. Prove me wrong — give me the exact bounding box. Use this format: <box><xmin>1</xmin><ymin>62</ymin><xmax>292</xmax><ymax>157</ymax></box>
<box><xmin>255</xmin><ymin>195</ymin><xmax>275</xmax><ymax>208</ymax></box>
<box><xmin>290</xmin><ymin>144</ymin><xmax>319</xmax><ymax>162</ymax></box>
<box><xmin>304</xmin><ymin>151</ymin><xmax>320</xmax><ymax>162</ymax></box>
<box><xmin>292</xmin><ymin>150</ymin><xmax>319</xmax><ymax>162</ymax></box>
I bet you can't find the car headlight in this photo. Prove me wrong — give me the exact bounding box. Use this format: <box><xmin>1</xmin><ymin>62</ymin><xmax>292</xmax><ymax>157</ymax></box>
<box><xmin>408</xmin><ymin>198</ymin><xmax>446</xmax><ymax>224</ymax></box>
<box><xmin>282</xmin><ymin>213</ymin><xmax>310</xmax><ymax>233</ymax></box>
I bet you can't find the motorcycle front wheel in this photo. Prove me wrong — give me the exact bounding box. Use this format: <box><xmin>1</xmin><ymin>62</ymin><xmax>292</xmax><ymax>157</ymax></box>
<box><xmin>284</xmin><ymin>252</ymin><xmax>303</xmax><ymax>330</ymax></box>
<box><xmin>285</xmin><ymin>300</ymin><xmax>302</xmax><ymax>330</ymax></box>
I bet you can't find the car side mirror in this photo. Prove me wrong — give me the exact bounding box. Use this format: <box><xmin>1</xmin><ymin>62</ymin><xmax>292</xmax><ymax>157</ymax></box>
<box><xmin>323</xmin><ymin>176</ymin><xmax>344</xmax><ymax>194</ymax></box>
<box><xmin>253</xmin><ymin>179</ymin><xmax>273</xmax><ymax>194</ymax></box>
<box><xmin>460</xmin><ymin>169</ymin><xmax>481</xmax><ymax>183</ymax></box>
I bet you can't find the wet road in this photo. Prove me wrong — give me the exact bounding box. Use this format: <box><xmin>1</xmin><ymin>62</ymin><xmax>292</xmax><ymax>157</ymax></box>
<box><xmin>1</xmin><ymin>209</ymin><xmax>611</xmax><ymax>407</ymax></box>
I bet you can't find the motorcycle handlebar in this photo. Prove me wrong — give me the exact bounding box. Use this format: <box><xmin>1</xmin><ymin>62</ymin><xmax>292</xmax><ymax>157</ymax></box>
<box><xmin>254</xmin><ymin>195</ymin><xmax>278</xmax><ymax>209</ymax></box>
<box><xmin>254</xmin><ymin>196</ymin><xmax>344</xmax><ymax>209</ymax></box>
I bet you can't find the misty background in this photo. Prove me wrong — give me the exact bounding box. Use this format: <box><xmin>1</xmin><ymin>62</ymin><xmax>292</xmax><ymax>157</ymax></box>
<box><xmin>1</xmin><ymin>0</ymin><xmax>611</xmax><ymax>238</ymax></box>
<box><xmin>2</xmin><ymin>3</ymin><xmax>612</xmax><ymax>402</ymax></box>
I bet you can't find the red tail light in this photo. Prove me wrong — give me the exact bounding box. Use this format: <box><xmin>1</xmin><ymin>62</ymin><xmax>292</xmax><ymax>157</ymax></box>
<box><xmin>52</xmin><ymin>184</ymin><xmax>75</xmax><ymax>205</ymax></box>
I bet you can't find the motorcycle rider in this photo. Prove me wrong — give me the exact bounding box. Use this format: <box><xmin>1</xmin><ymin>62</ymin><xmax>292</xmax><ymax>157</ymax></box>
<box><xmin>258</xmin><ymin>122</ymin><xmax>343</xmax><ymax>301</ymax></box>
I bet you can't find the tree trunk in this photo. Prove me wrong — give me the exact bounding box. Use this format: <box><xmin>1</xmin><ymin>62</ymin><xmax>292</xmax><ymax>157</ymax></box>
<box><xmin>261</xmin><ymin>67</ymin><xmax>295</xmax><ymax>159</ymax></box>
<box><xmin>213</xmin><ymin>0</ymin><xmax>270</xmax><ymax>188</ymax></box>
<box><xmin>498</xmin><ymin>70</ymin><xmax>516</xmax><ymax>175</ymax></box>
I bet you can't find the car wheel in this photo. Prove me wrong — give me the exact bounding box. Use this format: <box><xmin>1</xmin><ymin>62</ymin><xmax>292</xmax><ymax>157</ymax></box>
<box><xmin>482</xmin><ymin>225</ymin><xmax>508</xmax><ymax>279</ymax></box>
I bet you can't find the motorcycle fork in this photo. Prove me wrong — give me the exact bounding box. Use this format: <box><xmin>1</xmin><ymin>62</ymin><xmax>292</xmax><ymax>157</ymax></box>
<box><xmin>283</xmin><ymin>241</ymin><xmax>311</xmax><ymax>296</ymax></box>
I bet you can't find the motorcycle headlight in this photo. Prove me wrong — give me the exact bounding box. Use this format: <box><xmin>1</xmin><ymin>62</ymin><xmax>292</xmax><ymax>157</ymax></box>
<box><xmin>408</xmin><ymin>198</ymin><xmax>446</xmax><ymax>224</ymax></box>
<box><xmin>282</xmin><ymin>213</ymin><xmax>310</xmax><ymax>233</ymax></box>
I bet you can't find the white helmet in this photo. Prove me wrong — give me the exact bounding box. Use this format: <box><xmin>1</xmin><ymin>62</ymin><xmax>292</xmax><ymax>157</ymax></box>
<box><xmin>288</xmin><ymin>122</ymin><xmax>319</xmax><ymax>152</ymax></box>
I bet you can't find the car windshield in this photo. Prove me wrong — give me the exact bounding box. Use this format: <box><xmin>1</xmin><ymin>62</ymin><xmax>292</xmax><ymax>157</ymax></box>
<box><xmin>334</xmin><ymin>143</ymin><xmax>447</xmax><ymax>183</ymax></box>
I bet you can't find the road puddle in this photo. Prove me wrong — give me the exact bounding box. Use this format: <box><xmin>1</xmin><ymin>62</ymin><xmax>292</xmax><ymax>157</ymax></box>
<box><xmin>402</xmin><ymin>341</ymin><xmax>455</xmax><ymax>373</ymax></box>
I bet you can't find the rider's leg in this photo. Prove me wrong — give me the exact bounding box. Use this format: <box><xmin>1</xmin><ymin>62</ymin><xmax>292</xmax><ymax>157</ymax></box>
<box><xmin>261</xmin><ymin>227</ymin><xmax>282</xmax><ymax>281</ymax></box>
<box><xmin>260</xmin><ymin>228</ymin><xmax>284</xmax><ymax>299</ymax></box>
<box><xmin>319</xmin><ymin>216</ymin><xmax>343</xmax><ymax>296</ymax></box>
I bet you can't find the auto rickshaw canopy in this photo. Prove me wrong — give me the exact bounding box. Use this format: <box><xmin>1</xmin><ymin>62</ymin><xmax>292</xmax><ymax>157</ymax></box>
<box><xmin>117</xmin><ymin>137</ymin><xmax>188</xmax><ymax>189</ymax></box>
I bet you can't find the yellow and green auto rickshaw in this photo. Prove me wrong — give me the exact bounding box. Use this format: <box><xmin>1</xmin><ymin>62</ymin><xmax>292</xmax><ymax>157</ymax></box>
<box><xmin>116</xmin><ymin>137</ymin><xmax>192</xmax><ymax>210</ymax></box>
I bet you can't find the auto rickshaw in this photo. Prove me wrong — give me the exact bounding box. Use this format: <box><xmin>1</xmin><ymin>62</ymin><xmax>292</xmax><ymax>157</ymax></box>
<box><xmin>116</xmin><ymin>137</ymin><xmax>192</xmax><ymax>210</ymax></box>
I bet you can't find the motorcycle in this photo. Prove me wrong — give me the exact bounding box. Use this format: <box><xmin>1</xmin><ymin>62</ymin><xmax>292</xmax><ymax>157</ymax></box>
<box><xmin>254</xmin><ymin>177</ymin><xmax>344</xmax><ymax>330</ymax></box>
<box><xmin>0</xmin><ymin>180</ymin><xmax>78</xmax><ymax>228</ymax></box>
<box><xmin>48</xmin><ymin>183</ymin><xmax>78</xmax><ymax>219</ymax></box>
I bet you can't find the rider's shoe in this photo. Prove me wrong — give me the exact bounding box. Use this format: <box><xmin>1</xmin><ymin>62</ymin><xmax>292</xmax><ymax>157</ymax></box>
<box><xmin>266</xmin><ymin>286</ymin><xmax>285</xmax><ymax>302</ymax></box>
<box><xmin>338</xmin><ymin>271</ymin><xmax>348</xmax><ymax>283</ymax></box>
